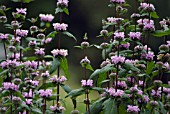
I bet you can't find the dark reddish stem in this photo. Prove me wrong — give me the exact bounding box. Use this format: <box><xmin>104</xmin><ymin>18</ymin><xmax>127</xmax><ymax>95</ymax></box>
<box><xmin>3</xmin><ymin>43</ymin><xmax>7</xmax><ymax>59</ymax></box>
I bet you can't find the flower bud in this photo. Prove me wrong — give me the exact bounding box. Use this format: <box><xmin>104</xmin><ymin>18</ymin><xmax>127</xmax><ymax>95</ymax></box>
<box><xmin>8</xmin><ymin>46</ymin><xmax>16</xmax><ymax>52</ymax></box>
<box><xmin>135</xmin><ymin>64</ymin><xmax>146</xmax><ymax>70</ymax></box>
<box><xmin>153</xmin><ymin>80</ymin><xmax>162</xmax><ymax>87</ymax></box>
<box><xmin>11</xmin><ymin>21</ymin><xmax>19</xmax><ymax>29</ymax></box>
<box><xmin>80</xmin><ymin>56</ymin><xmax>90</xmax><ymax>65</ymax></box>
<box><xmin>30</xmin><ymin>26</ymin><xmax>38</xmax><ymax>32</ymax></box>
<box><xmin>0</xmin><ymin>5</ymin><xmax>6</xmax><ymax>11</ymax></box>
<box><xmin>159</xmin><ymin>44</ymin><xmax>169</xmax><ymax>52</ymax></box>
<box><xmin>150</xmin><ymin>100</ymin><xmax>158</xmax><ymax>107</ymax></box>
<box><xmin>164</xmin><ymin>104</ymin><xmax>170</xmax><ymax>110</ymax></box>
<box><xmin>100</xmin><ymin>30</ymin><xmax>108</xmax><ymax>36</ymax></box>
<box><xmin>109</xmin><ymin>73</ymin><xmax>116</xmax><ymax>79</ymax></box>
<box><xmin>12</xmin><ymin>96</ymin><xmax>21</xmax><ymax>104</ymax></box>
<box><xmin>0</xmin><ymin>16</ymin><xmax>7</xmax><ymax>23</ymax></box>
<box><xmin>162</xmin><ymin>53</ymin><xmax>170</xmax><ymax>62</ymax></box>
<box><xmin>81</xmin><ymin>41</ymin><xmax>89</xmax><ymax>49</ymax></box>
<box><xmin>100</xmin><ymin>43</ymin><xmax>109</xmax><ymax>49</ymax></box>
<box><xmin>14</xmin><ymin>78</ymin><xmax>22</xmax><ymax>85</ymax></box>
<box><xmin>37</xmin><ymin>33</ymin><xmax>45</xmax><ymax>39</ymax></box>
<box><xmin>71</xmin><ymin>110</ymin><xmax>80</xmax><ymax>114</ymax></box>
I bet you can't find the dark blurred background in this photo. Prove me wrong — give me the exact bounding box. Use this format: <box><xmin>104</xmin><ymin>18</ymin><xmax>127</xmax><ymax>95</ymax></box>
<box><xmin>0</xmin><ymin>0</ymin><xmax>170</xmax><ymax>113</ymax></box>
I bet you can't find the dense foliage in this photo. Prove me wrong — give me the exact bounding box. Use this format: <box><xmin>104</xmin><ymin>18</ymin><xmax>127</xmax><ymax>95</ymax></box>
<box><xmin>0</xmin><ymin>0</ymin><xmax>170</xmax><ymax>114</ymax></box>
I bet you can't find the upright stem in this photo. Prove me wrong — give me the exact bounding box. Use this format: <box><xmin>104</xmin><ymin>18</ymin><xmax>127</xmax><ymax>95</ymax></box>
<box><xmin>20</xmin><ymin>38</ymin><xmax>22</xmax><ymax>61</ymax></box>
<box><xmin>43</xmin><ymin>79</ymin><xmax>46</xmax><ymax>114</ymax></box>
<box><xmin>10</xmin><ymin>92</ymin><xmax>13</xmax><ymax>114</ymax></box>
<box><xmin>57</xmin><ymin>66</ymin><xmax>60</xmax><ymax>105</ymax></box>
<box><xmin>3</xmin><ymin>43</ymin><xmax>7</xmax><ymax>59</ymax></box>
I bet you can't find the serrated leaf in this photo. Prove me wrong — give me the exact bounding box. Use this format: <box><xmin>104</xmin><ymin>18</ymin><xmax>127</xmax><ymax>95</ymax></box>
<box><xmin>62</xmin><ymin>31</ymin><xmax>77</xmax><ymax>41</ymax></box>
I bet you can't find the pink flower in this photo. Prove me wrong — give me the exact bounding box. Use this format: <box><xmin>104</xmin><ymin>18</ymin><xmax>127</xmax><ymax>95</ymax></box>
<box><xmin>50</xmin><ymin>75</ymin><xmax>67</xmax><ymax>83</ymax></box>
<box><xmin>51</xmin><ymin>49</ymin><xmax>68</xmax><ymax>57</ymax></box>
<box><xmin>53</xmin><ymin>23</ymin><xmax>68</xmax><ymax>31</ymax></box>
<box><xmin>106</xmin><ymin>87</ymin><xmax>124</xmax><ymax>97</ymax></box>
<box><xmin>128</xmin><ymin>32</ymin><xmax>141</xmax><ymax>40</ymax></box>
<box><xmin>0</xmin><ymin>33</ymin><xmax>8</xmax><ymax>40</ymax></box>
<box><xmin>39</xmin><ymin>14</ymin><xmax>54</xmax><ymax>22</ymax></box>
<box><xmin>35</xmin><ymin>48</ymin><xmax>45</xmax><ymax>56</ymax></box>
<box><xmin>127</xmin><ymin>105</ymin><xmax>140</xmax><ymax>113</ymax></box>
<box><xmin>16</xmin><ymin>8</ymin><xmax>27</xmax><ymax>15</ymax></box>
<box><xmin>57</xmin><ymin>0</ymin><xmax>69</xmax><ymax>7</ymax></box>
<box><xmin>38</xmin><ymin>89</ymin><xmax>52</xmax><ymax>98</ymax></box>
<box><xmin>114</xmin><ymin>32</ymin><xmax>125</xmax><ymax>40</ymax></box>
<box><xmin>111</xmin><ymin>55</ymin><xmax>125</xmax><ymax>64</ymax></box>
<box><xmin>41</xmin><ymin>71</ymin><xmax>50</xmax><ymax>78</ymax></box>
<box><xmin>110</xmin><ymin>0</ymin><xmax>125</xmax><ymax>4</ymax></box>
<box><xmin>16</xmin><ymin>29</ymin><xmax>28</xmax><ymax>37</ymax></box>
<box><xmin>81</xmin><ymin>79</ymin><xmax>93</xmax><ymax>87</ymax></box>
<box><xmin>3</xmin><ymin>82</ymin><xmax>18</xmax><ymax>91</ymax></box>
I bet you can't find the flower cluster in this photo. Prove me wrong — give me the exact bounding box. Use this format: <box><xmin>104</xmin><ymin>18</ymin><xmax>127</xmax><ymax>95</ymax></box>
<box><xmin>114</xmin><ymin>32</ymin><xmax>125</xmax><ymax>40</ymax></box>
<box><xmin>38</xmin><ymin>89</ymin><xmax>52</xmax><ymax>98</ymax></box>
<box><xmin>50</xmin><ymin>105</ymin><xmax>65</xmax><ymax>112</ymax></box>
<box><xmin>16</xmin><ymin>29</ymin><xmax>28</xmax><ymax>37</ymax></box>
<box><xmin>127</xmin><ymin>105</ymin><xmax>140</xmax><ymax>113</ymax></box>
<box><xmin>2</xmin><ymin>82</ymin><xmax>18</xmax><ymax>91</ymax></box>
<box><xmin>57</xmin><ymin>0</ymin><xmax>69</xmax><ymax>7</ymax></box>
<box><xmin>128</xmin><ymin>32</ymin><xmax>141</xmax><ymax>40</ymax></box>
<box><xmin>81</xmin><ymin>79</ymin><xmax>93</xmax><ymax>87</ymax></box>
<box><xmin>50</xmin><ymin>75</ymin><xmax>67</xmax><ymax>83</ymax></box>
<box><xmin>53</xmin><ymin>23</ymin><xmax>68</xmax><ymax>31</ymax></box>
<box><xmin>110</xmin><ymin>0</ymin><xmax>125</xmax><ymax>4</ymax></box>
<box><xmin>51</xmin><ymin>49</ymin><xmax>68</xmax><ymax>57</ymax></box>
<box><xmin>106</xmin><ymin>88</ymin><xmax>124</xmax><ymax>97</ymax></box>
<box><xmin>111</xmin><ymin>55</ymin><xmax>125</xmax><ymax>64</ymax></box>
<box><xmin>39</xmin><ymin>14</ymin><xmax>54</xmax><ymax>22</ymax></box>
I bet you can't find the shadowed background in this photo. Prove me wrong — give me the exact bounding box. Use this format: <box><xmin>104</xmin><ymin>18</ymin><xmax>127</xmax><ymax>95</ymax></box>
<box><xmin>0</xmin><ymin>0</ymin><xmax>170</xmax><ymax>113</ymax></box>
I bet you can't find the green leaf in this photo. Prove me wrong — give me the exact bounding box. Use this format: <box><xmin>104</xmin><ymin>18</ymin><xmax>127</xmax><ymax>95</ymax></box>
<box><xmin>97</xmin><ymin>72</ymin><xmax>107</xmax><ymax>86</ymax></box>
<box><xmin>0</xmin><ymin>76</ymin><xmax>3</xmax><ymax>87</ymax></box>
<box><xmin>118</xmin><ymin>104</ymin><xmax>126</xmax><ymax>114</ymax></box>
<box><xmin>152</xmin><ymin>29</ymin><xmax>170</xmax><ymax>37</ymax></box>
<box><xmin>150</xmin><ymin>11</ymin><xmax>159</xmax><ymax>19</ymax></box>
<box><xmin>62</xmin><ymin>31</ymin><xmax>77</xmax><ymax>41</ymax></box>
<box><xmin>23</xmin><ymin>56</ymin><xmax>38</xmax><ymax>61</ymax></box>
<box><xmin>63</xmin><ymin>8</ymin><xmax>69</xmax><ymax>15</ymax></box>
<box><xmin>89</xmin><ymin>97</ymin><xmax>107</xmax><ymax>114</ymax></box>
<box><xmin>65</xmin><ymin>88</ymin><xmax>85</xmax><ymax>99</ymax></box>
<box><xmin>91</xmin><ymin>87</ymin><xmax>104</xmax><ymax>93</ymax></box>
<box><xmin>81</xmin><ymin>64</ymin><xmax>94</xmax><ymax>71</ymax></box>
<box><xmin>13</xmin><ymin>91</ymin><xmax>26</xmax><ymax>101</ymax></box>
<box><xmin>60</xmin><ymin>84</ymin><xmax>72</xmax><ymax>93</ymax></box>
<box><xmin>31</xmin><ymin>107</ymin><xmax>42</xmax><ymax>114</ymax></box>
<box><xmin>55</xmin><ymin>8</ymin><xmax>63</xmax><ymax>14</ymax></box>
<box><xmin>3</xmin><ymin>103</ymin><xmax>12</xmax><ymax>107</ymax></box>
<box><xmin>90</xmin><ymin>64</ymin><xmax>115</xmax><ymax>79</ymax></box>
<box><xmin>11</xmin><ymin>0</ymin><xmax>34</xmax><ymax>3</ymax></box>
<box><xmin>146</xmin><ymin>61</ymin><xmax>155</xmax><ymax>75</ymax></box>
<box><xmin>49</xmin><ymin>57</ymin><xmax>60</xmax><ymax>74</ymax></box>
<box><xmin>38</xmin><ymin>82</ymin><xmax>56</xmax><ymax>89</ymax></box>
<box><xmin>123</xmin><ymin>63</ymin><xmax>140</xmax><ymax>72</ymax></box>
<box><xmin>103</xmin><ymin>98</ymin><xmax>117</xmax><ymax>114</ymax></box>
<box><xmin>158</xmin><ymin>101</ymin><xmax>167</xmax><ymax>114</ymax></box>
<box><xmin>47</xmin><ymin>31</ymin><xmax>58</xmax><ymax>38</ymax></box>
<box><xmin>0</xmin><ymin>69</ymin><xmax>8</xmax><ymax>76</ymax></box>
<box><xmin>60</xmin><ymin>57</ymin><xmax>70</xmax><ymax>79</ymax></box>
<box><xmin>26</xmin><ymin>37</ymin><xmax>41</xmax><ymax>42</ymax></box>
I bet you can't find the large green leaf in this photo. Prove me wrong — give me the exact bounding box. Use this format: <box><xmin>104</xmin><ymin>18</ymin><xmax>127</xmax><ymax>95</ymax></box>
<box><xmin>146</xmin><ymin>61</ymin><xmax>155</xmax><ymax>75</ymax></box>
<box><xmin>65</xmin><ymin>88</ymin><xmax>85</xmax><ymax>99</ymax></box>
<box><xmin>153</xmin><ymin>29</ymin><xmax>170</xmax><ymax>37</ymax></box>
<box><xmin>31</xmin><ymin>107</ymin><xmax>42</xmax><ymax>114</ymax></box>
<box><xmin>49</xmin><ymin>57</ymin><xmax>60</xmax><ymax>74</ymax></box>
<box><xmin>103</xmin><ymin>98</ymin><xmax>118</xmax><ymax>114</ymax></box>
<box><xmin>158</xmin><ymin>101</ymin><xmax>167</xmax><ymax>114</ymax></box>
<box><xmin>0</xmin><ymin>76</ymin><xmax>3</xmax><ymax>87</ymax></box>
<box><xmin>60</xmin><ymin>84</ymin><xmax>72</xmax><ymax>93</ymax></box>
<box><xmin>90</xmin><ymin>64</ymin><xmax>115</xmax><ymax>79</ymax></box>
<box><xmin>62</xmin><ymin>31</ymin><xmax>77</xmax><ymax>41</ymax></box>
<box><xmin>47</xmin><ymin>31</ymin><xmax>58</xmax><ymax>38</ymax></box>
<box><xmin>123</xmin><ymin>63</ymin><xmax>140</xmax><ymax>72</ymax></box>
<box><xmin>89</xmin><ymin>97</ymin><xmax>107</xmax><ymax>114</ymax></box>
<box><xmin>60</xmin><ymin>57</ymin><xmax>70</xmax><ymax>79</ymax></box>
<box><xmin>38</xmin><ymin>82</ymin><xmax>56</xmax><ymax>89</ymax></box>
<box><xmin>150</xmin><ymin>11</ymin><xmax>159</xmax><ymax>19</ymax></box>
